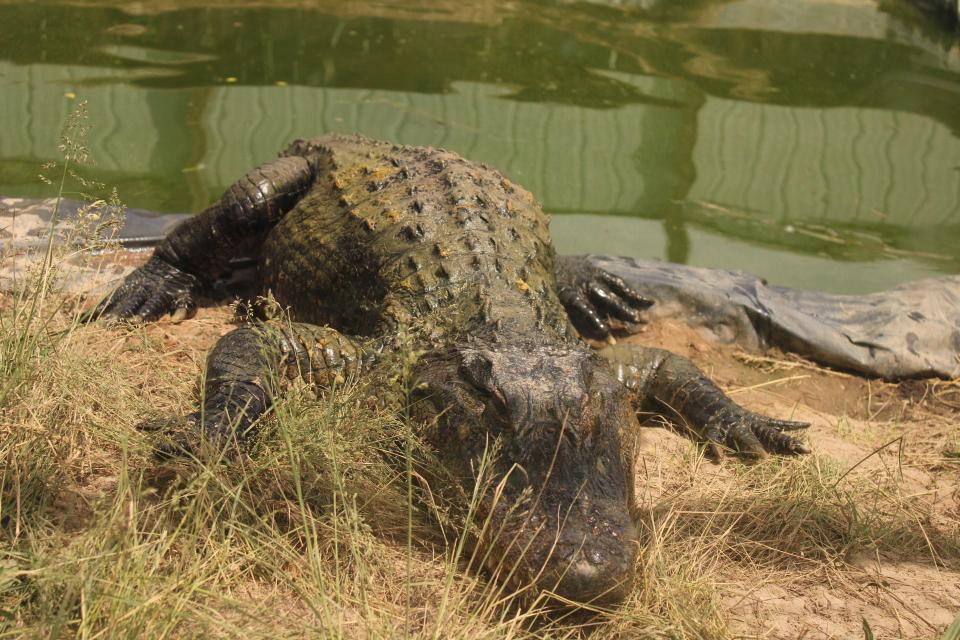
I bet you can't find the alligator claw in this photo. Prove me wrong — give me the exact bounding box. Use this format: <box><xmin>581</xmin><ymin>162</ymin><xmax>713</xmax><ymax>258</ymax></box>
<box><xmin>703</xmin><ymin>411</ymin><xmax>811</xmax><ymax>460</ymax></box>
<box><xmin>556</xmin><ymin>256</ymin><xmax>653</xmax><ymax>341</ymax></box>
<box><xmin>559</xmin><ymin>287</ymin><xmax>611</xmax><ymax>341</ymax></box>
<box><xmin>81</xmin><ymin>255</ymin><xmax>202</xmax><ymax>324</ymax></box>
<box><xmin>137</xmin><ymin>414</ymin><xmax>197</xmax><ymax>459</ymax></box>
<box><xmin>140</xmin><ymin>409</ymin><xmax>248</xmax><ymax>460</ymax></box>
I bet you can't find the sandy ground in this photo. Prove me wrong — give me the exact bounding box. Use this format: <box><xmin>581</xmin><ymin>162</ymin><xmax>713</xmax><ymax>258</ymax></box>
<box><xmin>629</xmin><ymin>318</ymin><xmax>960</xmax><ymax>639</ymax></box>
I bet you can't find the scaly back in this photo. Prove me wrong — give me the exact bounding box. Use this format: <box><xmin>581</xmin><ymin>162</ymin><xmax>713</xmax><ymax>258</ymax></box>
<box><xmin>260</xmin><ymin>134</ymin><xmax>572</xmax><ymax>341</ymax></box>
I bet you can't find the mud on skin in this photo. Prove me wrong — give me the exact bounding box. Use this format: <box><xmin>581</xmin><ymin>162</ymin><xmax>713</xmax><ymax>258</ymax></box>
<box><xmin>86</xmin><ymin>133</ymin><xmax>810</xmax><ymax>606</ymax></box>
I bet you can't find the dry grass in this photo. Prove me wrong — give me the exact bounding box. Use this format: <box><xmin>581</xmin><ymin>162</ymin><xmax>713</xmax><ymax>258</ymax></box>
<box><xmin>0</xmin><ymin>310</ymin><xmax>720</xmax><ymax>639</ymax></box>
<box><xmin>1</xmin><ymin>289</ymin><xmax>958</xmax><ymax>639</ymax></box>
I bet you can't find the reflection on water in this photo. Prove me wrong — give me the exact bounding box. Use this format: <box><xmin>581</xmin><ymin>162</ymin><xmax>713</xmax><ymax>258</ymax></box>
<box><xmin>1</xmin><ymin>0</ymin><xmax>958</xmax><ymax>292</ymax></box>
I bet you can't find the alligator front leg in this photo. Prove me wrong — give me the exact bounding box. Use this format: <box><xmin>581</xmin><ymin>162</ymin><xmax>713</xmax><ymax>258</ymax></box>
<box><xmin>84</xmin><ymin>154</ymin><xmax>316</xmax><ymax>322</ymax></box>
<box><xmin>159</xmin><ymin>322</ymin><xmax>367</xmax><ymax>453</ymax></box>
<box><xmin>555</xmin><ymin>255</ymin><xmax>653</xmax><ymax>342</ymax></box>
<box><xmin>601</xmin><ymin>344</ymin><xmax>810</xmax><ymax>458</ymax></box>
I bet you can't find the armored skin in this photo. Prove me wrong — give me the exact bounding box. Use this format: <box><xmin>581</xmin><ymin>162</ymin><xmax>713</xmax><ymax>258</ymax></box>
<box><xmin>88</xmin><ymin>134</ymin><xmax>809</xmax><ymax>605</ymax></box>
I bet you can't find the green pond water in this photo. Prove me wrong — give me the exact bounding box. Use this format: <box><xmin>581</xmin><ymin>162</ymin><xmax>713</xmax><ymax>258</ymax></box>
<box><xmin>2</xmin><ymin>0</ymin><xmax>960</xmax><ymax>293</ymax></box>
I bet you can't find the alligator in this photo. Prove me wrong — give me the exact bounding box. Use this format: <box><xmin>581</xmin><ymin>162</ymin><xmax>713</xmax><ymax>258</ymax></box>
<box><xmin>86</xmin><ymin>133</ymin><xmax>810</xmax><ymax>606</ymax></box>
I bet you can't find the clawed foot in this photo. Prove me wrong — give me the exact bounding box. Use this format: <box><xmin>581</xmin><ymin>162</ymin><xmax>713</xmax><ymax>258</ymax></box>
<box><xmin>139</xmin><ymin>407</ymin><xmax>255</xmax><ymax>460</ymax></box>
<box><xmin>81</xmin><ymin>256</ymin><xmax>202</xmax><ymax>324</ymax></box>
<box><xmin>138</xmin><ymin>413</ymin><xmax>202</xmax><ymax>459</ymax></box>
<box><xmin>701</xmin><ymin>411</ymin><xmax>810</xmax><ymax>460</ymax></box>
<box><xmin>556</xmin><ymin>256</ymin><xmax>653</xmax><ymax>342</ymax></box>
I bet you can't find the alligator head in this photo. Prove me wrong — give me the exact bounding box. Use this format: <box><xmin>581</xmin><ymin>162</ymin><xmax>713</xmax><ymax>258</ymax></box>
<box><xmin>410</xmin><ymin>342</ymin><xmax>638</xmax><ymax>605</ymax></box>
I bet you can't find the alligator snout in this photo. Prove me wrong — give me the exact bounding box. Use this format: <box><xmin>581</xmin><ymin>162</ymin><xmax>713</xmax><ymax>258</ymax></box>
<box><xmin>487</xmin><ymin>480</ymin><xmax>639</xmax><ymax>606</ymax></box>
<box><xmin>540</xmin><ymin>508</ymin><xmax>638</xmax><ymax>605</ymax></box>
<box><xmin>551</xmin><ymin>535</ymin><xmax>637</xmax><ymax>605</ymax></box>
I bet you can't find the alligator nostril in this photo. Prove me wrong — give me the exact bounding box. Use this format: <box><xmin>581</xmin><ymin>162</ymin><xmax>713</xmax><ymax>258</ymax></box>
<box><xmin>553</xmin><ymin>553</ymin><xmax>636</xmax><ymax>605</ymax></box>
<box><xmin>571</xmin><ymin>559</ymin><xmax>601</xmax><ymax>582</ymax></box>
